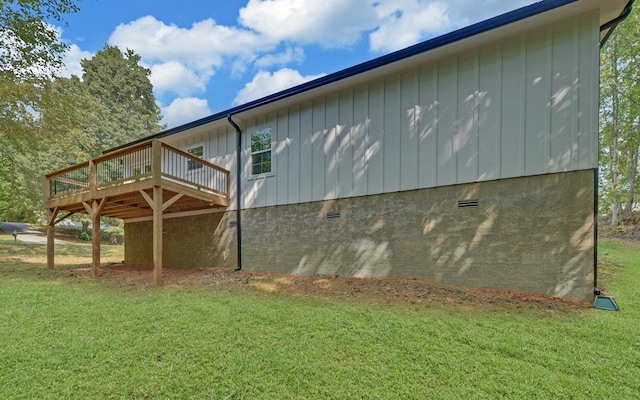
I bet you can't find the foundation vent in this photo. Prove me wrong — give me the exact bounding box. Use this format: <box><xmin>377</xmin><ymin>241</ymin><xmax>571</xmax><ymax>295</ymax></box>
<box><xmin>228</xmin><ymin>220</ymin><xmax>238</xmax><ymax>228</ymax></box>
<box><xmin>458</xmin><ymin>199</ymin><xmax>479</xmax><ymax>209</ymax></box>
<box><xmin>326</xmin><ymin>211</ymin><xmax>341</xmax><ymax>220</ymax></box>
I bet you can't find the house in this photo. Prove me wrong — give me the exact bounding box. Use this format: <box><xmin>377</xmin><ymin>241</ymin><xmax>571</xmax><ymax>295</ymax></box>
<box><xmin>45</xmin><ymin>0</ymin><xmax>633</xmax><ymax>301</ymax></box>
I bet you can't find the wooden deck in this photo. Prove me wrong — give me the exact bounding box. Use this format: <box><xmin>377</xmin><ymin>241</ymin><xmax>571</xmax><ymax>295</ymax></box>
<box><xmin>45</xmin><ymin>139</ymin><xmax>230</xmax><ymax>218</ymax></box>
<box><xmin>44</xmin><ymin>139</ymin><xmax>231</xmax><ymax>285</ymax></box>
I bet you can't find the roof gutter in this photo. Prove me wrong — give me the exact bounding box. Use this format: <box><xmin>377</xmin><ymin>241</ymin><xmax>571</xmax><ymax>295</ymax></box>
<box><xmin>227</xmin><ymin>115</ymin><xmax>242</xmax><ymax>272</ymax></box>
<box><xmin>600</xmin><ymin>0</ymin><xmax>635</xmax><ymax>46</ymax></box>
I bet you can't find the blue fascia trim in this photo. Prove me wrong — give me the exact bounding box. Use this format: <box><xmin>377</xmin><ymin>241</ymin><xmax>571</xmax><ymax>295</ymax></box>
<box><xmin>112</xmin><ymin>0</ymin><xmax>576</xmax><ymax>151</ymax></box>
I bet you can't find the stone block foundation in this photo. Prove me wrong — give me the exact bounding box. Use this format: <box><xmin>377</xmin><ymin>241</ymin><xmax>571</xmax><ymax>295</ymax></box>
<box><xmin>125</xmin><ymin>170</ymin><xmax>595</xmax><ymax>301</ymax></box>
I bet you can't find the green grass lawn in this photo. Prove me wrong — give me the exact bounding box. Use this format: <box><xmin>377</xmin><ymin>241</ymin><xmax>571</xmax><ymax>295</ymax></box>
<box><xmin>1</xmin><ymin>235</ymin><xmax>639</xmax><ymax>399</ymax></box>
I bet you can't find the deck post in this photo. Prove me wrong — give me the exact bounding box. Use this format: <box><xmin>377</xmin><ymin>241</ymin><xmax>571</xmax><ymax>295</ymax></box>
<box><xmin>151</xmin><ymin>140</ymin><xmax>163</xmax><ymax>286</ymax></box>
<box><xmin>152</xmin><ymin>186</ymin><xmax>163</xmax><ymax>287</ymax></box>
<box><xmin>151</xmin><ymin>140</ymin><xmax>162</xmax><ymax>187</ymax></box>
<box><xmin>91</xmin><ymin>200</ymin><xmax>101</xmax><ymax>277</ymax></box>
<box><xmin>89</xmin><ymin>159</ymin><xmax>97</xmax><ymax>198</ymax></box>
<box><xmin>46</xmin><ymin>207</ymin><xmax>59</xmax><ymax>270</ymax></box>
<box><xmin>83</xmin><ymin>199</ymin><xmax>106</xmax><ymax>278</ymax></box>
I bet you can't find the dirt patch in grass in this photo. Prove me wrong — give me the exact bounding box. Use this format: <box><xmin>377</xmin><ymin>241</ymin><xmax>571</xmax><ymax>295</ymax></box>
<box><xmin>79</xmin><ymin>264</ymin><xmax>589</xmax><ymax>313</ymax></box>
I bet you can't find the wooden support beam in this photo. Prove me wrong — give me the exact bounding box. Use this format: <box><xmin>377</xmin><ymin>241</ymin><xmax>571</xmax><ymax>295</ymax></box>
<box><xmin>91</xmin><ymin>199</ymin><xmax>102</xmax><ymax>278</ymax></box>
<box><xmin>81</xmin><ymin>199</ymin><xmax>107</xmax><ymax>277</ymax></box>
<box><xmin>96</xmin><ymin>197</ymin><xmax>107</xmax><ymax>215</ymax></box>
<box><xmin>82</xmin><ymin>201</ymin><xmax>93</xmax><ymax>215</ymax></box>
<box><xmin>139</xmin><ymin>189</ymin><xmax>154</xmax><ymax>209</ymax></box>
<box><xmin>54</xmin><ymin>212</ymin><xmax>76</xmax><ymax>226</ymax></box>
<box><xmin>152</xmin><ymin>186</ymin><xmax>163</xmax><ymax>287</ymax></box>
<box><xmin>47</xmin><ymin>207</ymin><xmax>59</xmax><ymax>226</ymax></box>
<box><xmin>47</xmin><ymin>207</ymin><xmax>59</xmax><ymax>270</ymax></box>
<box><xmin>140</xmin><ymin>189</ymin><xmax>182</xmax><ymax>212</ymax></box>
<box><xmin>162</xmin><ymin>193</ymin><xmax>184</xmax><ymax>212</ymax></box>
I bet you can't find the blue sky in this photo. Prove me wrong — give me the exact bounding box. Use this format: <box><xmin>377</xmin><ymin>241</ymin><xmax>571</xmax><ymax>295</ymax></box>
<box><xmin>55</xmin><ymin>0</ymin><xmax>536</xmax><ymax>129</ymax></box>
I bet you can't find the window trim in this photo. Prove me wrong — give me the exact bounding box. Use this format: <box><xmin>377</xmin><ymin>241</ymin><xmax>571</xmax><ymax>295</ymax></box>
<box><xmin>186</xmin><ymin>144</ymin><xmax>205</xmax><ymax>172</ymax></box>
<box><xmin>250</xmin><ymin>128</ymin><xmax>272</xmax><ymax>176</ymax></box>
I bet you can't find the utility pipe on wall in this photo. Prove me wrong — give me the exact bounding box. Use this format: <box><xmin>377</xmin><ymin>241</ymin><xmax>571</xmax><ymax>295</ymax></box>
<box><xmin>227</xmin><ymin>115</ymin><xmax>242</xmax><ymax>271</ymax></box>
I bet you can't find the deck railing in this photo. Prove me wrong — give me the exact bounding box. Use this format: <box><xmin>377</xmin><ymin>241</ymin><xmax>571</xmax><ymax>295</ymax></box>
<box><xmin>47</xmin><ymin>161</ymin><xmax>91</xmax><ymax>199</ymax></box>
<box><xmin>45</xmin><ymin>139</ymin><xmax>230</xmax><ymax>204</ymax></box>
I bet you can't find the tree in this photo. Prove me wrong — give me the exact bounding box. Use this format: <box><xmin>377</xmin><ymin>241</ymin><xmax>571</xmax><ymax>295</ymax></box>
<box><xmin>39</xmin><ymin>75</ymin><xmax>108</xmax><ymax>160</ymax></box>
<box><xmin>599</xmin><ymin>7</ymin><xmax>640</xmax><ymax>225</ymax></box>
<box><xmin>40</xmin><ymin>45</ymin><xmax>166</xmax><ymax>158</ymax></box>
<box><xmin>0</xmin><ymin>0</ymin><xmax>80</xmax><ymax>221</ymax></box>
<box><xmin>0</xmin><ymin>0</ymin><xmax>79</xmax><ymax>80</ymax></box>
<box><xmin>0</xmin><ymin>46</ymin><xmax>164</xmax><ymax>220</ymax></box>
<box><xmin>1</xmin><ymin>0</ymin><xmax>80</xmax><ymax>151</ymax></box>
<box><xmin>32</xmin><ymin>46</ymin><xmax>166</xmax><ymax>223</ymax></box>
<box><xmin>79</xmin><ymin>45</ymin><xmax>165</xmax><ymax>154</ymax></box>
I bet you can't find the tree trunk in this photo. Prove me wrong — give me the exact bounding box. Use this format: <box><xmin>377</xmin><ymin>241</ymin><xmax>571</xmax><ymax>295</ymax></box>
<box><xmin>611</xmin><ymin>137</ymin><xmax>620</xmax><ymax>225</ymax></box>
<box><xmin>610</xmin><ymin>114</ymin><xmax>621</xmax><ymax>226</ymax></box>
<box><xmin>610</xmin><ymin>43</ymin><xmax>621</xmax><ymax>226</ymax></box>
<box><xmin>624</xmin><ymin>145</ymin><xmax>638</xmax><ymax>221</ymax></box>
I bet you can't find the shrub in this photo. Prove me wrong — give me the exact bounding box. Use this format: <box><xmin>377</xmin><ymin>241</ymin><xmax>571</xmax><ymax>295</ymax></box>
<box><xmin>78</xmin><ymin>231</ymin><xmax>92</xmax><ymax>241</ymax></box>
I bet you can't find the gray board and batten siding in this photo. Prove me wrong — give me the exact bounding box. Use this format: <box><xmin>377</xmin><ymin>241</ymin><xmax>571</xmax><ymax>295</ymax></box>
<box><xmin>166</xmin><ymin>11</ymin><xmax>599</xmax><ymax>211</ymax></box>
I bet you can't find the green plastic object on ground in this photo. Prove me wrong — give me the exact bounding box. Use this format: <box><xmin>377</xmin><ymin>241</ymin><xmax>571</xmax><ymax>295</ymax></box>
<box><xmin>593</xmin><ymin>296</ymin><xmax>619</xmax><ymax>311</ymax></box>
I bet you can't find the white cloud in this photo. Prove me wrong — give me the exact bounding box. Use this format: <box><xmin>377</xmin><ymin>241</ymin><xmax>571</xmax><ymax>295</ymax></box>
<box><xmin>370</xmin><ymin>1</ymin><xmax>450</xmax><ymax>52</ymax></box>
<box><xmin>238</xmin><ymin>0</ymin><xmax>533</xmax><ymax>55</ymax></box>
<box><xmin>108</xmin><ymin>16</ymin><xmax>266</xmax><ymax>96</ymax></box>
<box><xmin>150</xmin><ymin>61</ymin><xmax>212</xmax><ymax>96</ymax></box>
<box><xmin>59</xmin><ymin>44</ymin><xmax>93</xmax><ymax>78</ymax></box>
<box><xmin>369</xmin><ymin>0</ymin><xmax>535</xmax><ymax>52</ymax></box>
<box><xmin>161</xmin><ymin>97</ymin><xmax>212</xmax><ymax>128</ymax></box>
<box><xmin>233</xmin><ymin>68</ymin><xmax>326</xmax><ymax>105</ymax></box>
<box><xmin>255</xmin><ymin>47</ymin><xmax>305</xmax><ymax>69</ymax></box>
<box><xmin>238</xmin><ymin>0</ymin><xmax>379</xmax><ymax>48</ymax></box>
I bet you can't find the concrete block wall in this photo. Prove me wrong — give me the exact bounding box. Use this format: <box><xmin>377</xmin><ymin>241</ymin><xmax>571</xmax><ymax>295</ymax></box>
<box><xmin>125</xmin><ymin>170</ymin><xmax>595</xmax><ymax>300</ymax></box>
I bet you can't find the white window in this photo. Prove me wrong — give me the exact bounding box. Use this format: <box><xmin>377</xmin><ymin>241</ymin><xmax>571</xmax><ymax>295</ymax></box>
<box><xmin>251</xmin><ymin>128</ymin><xmax>271</xmax><ymax>175</ymax></box>
<box><xmin>133</xmin><ymin>164</ymin><xmax>151</xmax><ymax>175</ymax></box>
<box><xmin>187</xmin><ymin>145</ymin><xmax>204</xmax><ymax>171</ymax></box>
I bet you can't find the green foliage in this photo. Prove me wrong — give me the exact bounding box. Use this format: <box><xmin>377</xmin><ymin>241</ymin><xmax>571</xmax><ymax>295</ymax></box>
<box><xmin>78</xmin><ymin>45</ymin><xmax>166</xmax><ymax>154</ymax></box>
<box><xmin>0</xmin><ymin>137</ymin><xmax>44</xmax><ymax>222</ymax></box>
<box><xmin>0</xmin><ymin>3</ymin><xmax>165</xmax><ymax>222</ymax></box>
<box><xmin>0</xmin><ymin>0</ymin><xmax>81</xmax><ymax>222</ymax></box>
<box><xmin>0</xmin><ymin>0</ymin><xmax>79</xmax><ymax>81</ymax></box>
<box><xmin>600</xmin><ymin>7</ymin><xmax>640</xmax><ymax>223</ymax></box>
<box><xmin>38</xmin><ymin>45</ymin><xmax>165</xmax><ymax>158</ymax></box>
<box><xmin>104</xmin><ymin>226</ymin><xmax>124</xmax><ymax>235</ymax></box>
<box><xmin>0</xmin><ymin>239</ymin><xmax>639</xmax><ymax>398</ymax></box>
<box><xmin>1</xmin><ymin>47</ymin><xmax>165</xmax><ymax>221</ymax></box>
<box><xmin>77</xmin><ymin>231</ymin><xmax>91</xmax><ymax>241</ymax></box>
